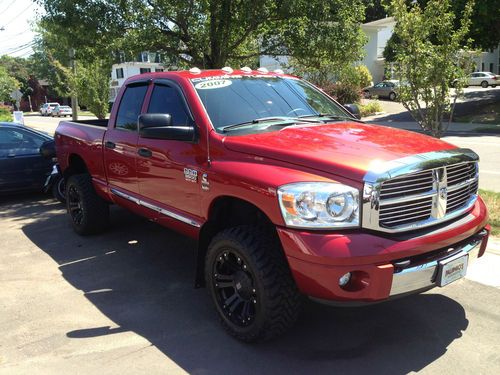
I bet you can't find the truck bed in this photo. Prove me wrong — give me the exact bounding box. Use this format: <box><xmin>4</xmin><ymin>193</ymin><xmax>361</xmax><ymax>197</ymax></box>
<box><xmin>55</xmin><ymin>119</ymin><xmax>108</xmax><ymax>184</ymax></box>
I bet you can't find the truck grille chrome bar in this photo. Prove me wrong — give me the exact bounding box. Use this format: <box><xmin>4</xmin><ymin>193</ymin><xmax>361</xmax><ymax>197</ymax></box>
<box><xmin>362</xmin><ymin>148</ymin><xmax>479</xmax><ymax>233</ymax></box>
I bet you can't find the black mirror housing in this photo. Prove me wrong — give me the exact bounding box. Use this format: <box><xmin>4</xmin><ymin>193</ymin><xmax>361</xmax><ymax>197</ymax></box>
<box><xmin>40</xmin><ymin>139</ymin><xmax>56</xmax><ymax>159</ymax></box>
<box><xmin>138</xmin><ymin>113</ymin><xmax>196</xmax><ymax>142</ymax></box>
<box><xmin>138</xmin><ymin>113</ymin><xmax>172</xmax><ymax>129</ymax></box>
<box><xmin>344</xmin><ymin>104</ymin><xmax>362</xmax><ymax>120</ymax></box>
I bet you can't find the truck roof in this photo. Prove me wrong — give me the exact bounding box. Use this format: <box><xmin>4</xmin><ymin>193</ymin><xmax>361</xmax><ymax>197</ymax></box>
<box><xmin>124</xmin><ymin>68</ymin><xmax>297</xmax><ymax>86</ymax></box>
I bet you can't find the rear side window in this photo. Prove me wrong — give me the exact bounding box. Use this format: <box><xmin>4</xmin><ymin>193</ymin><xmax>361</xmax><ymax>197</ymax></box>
<box><xmin>115</xmin><ymin>84</ymin><xmax>148</xmax><ymax>131</ymax></box>
<box><xmin>147</xmin><ymin>84</ymin><xmax>191</xmax><ymax>126</ymax></box>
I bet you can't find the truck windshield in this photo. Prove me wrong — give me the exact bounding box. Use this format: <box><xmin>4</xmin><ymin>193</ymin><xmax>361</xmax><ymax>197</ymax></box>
<box><xmin>192</xmin><ymin>76</ymin><xmax>349</xmax><ymax>133</ymax></box>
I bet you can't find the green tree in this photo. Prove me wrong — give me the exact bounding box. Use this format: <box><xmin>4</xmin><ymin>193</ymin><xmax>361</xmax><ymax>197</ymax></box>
<box><xmin>0</xmin><ymin>66</ymin><xmax>20</xmax><ymax>103</ymax></box>
<box><xmin>389</xmin><ymin>0</ymin><xmax>474</xmax><ymax>138</ymax></box>
<box><xmin>76</xmin><ymin>60</ymin><xmax>111</xmax><ymax>119</ymax></box>
<box><xmin>382</xmin><ymin>0</ymin><xmax>499</xmax><ymax>58</ymax></box>
<box><xmin>36</xmin><ymin>0</ymin><xmax>367</xmax><ymax>69</ymax></box>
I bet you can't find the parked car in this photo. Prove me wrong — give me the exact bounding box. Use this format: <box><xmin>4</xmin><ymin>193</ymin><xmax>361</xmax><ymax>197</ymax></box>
<box><xmin>51</xmin><ymin>105</ymin><xmax>73</xmax><ymax>117</ymax></box>
<box><xmin>363</xmin><ymin>80</ymin><xmax>399</xmax><ymax>100</ymax></box>
<box><xmin>0</xmin><ymin>122</ymin><xmax>55</xmax><ymax>194</ymax></box>
<box><xmin>40</xmin><ymin>102</ymin><xmax>60</xmax><ymax>116</ymax></box>
<box><xmin>457</xmin><ymin>72</ymin><xmax>499</xmax><ymax>88</ymax></box>
<box><xmin>55</xmin><ymin>69</ymin><xmax>489</xmax><ymax>342</ymax></box>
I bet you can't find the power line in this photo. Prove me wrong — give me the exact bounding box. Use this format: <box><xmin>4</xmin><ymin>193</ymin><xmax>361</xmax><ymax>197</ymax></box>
<box><xmin>0</xmin><ymin>41</ymin><xmax>35</xmax><ymax>55</ymax></box>
<box><xmin>2</xmin><ymin>2</ymin><xmax>34</xmax><ymax>28</ymax></box>
<box><xmin>0</xmin><ymin>0</ymin><xmax>16</xmax><ymax>15</ymax></box>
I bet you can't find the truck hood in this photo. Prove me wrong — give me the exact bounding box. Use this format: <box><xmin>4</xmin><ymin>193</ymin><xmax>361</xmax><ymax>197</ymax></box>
<box><xmin>222</xmin><ymin>122</ymin><xmax>456</xmax><ymax>182</ymax></box>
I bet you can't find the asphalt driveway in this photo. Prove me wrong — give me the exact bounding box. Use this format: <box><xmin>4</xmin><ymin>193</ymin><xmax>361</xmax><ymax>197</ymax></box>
<box><xmin>1</xmin><ymin>194</ymin><xmax>499</xmax><ymax>374</ymax></box>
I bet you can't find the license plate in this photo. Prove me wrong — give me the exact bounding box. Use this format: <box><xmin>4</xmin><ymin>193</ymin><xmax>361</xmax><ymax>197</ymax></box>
<box><xmin>437</xmin><ymin>254</ymin><xmax>468</xmax><ymax>287</ymax></box>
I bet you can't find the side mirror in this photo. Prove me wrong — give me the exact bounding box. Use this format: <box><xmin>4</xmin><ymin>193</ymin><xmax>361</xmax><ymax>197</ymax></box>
<box><xmin>344</xmin><ymin>104</ymin><xmax>361</xmax><ymax>120</ymax></box>
<box><xmin>40</xmin><ymin>139</ymin><xmax>56</xmax><ymax>159</ymax></box>
<box><xmin>138</xmin><ymin>113</ymin><xmax>197</xmax><ymax>142</ymax></box>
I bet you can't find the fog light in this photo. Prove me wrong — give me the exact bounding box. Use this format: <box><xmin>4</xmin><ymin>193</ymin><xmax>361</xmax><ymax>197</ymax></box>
<box><xmin>339</xmin><ymin>272</ymin><xmax>351</xmax><ymax>287</ymax></box>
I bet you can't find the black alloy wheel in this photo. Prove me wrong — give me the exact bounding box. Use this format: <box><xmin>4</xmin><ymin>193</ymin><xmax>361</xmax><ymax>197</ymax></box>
<box><xmin>67</xmin><ymin>184</ymin><xmax>84</xmax><ymax>225</ymax></box>
<box><xmin>206</xmin><ymin>225</ymin><xmax>302</xmax><ymax>342</ymax></box>
<box><xmin>212</xmin><ymin>249</ymin><xmax>258</xmax><ymax>327</ymax></box>
<box><xmin>65</xmin><ymin>174</ymin><xmax>110</xmax><ymax>235</ymax></box>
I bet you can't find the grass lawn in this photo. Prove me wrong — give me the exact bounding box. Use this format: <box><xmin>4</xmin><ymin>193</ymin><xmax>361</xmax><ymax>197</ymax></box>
<box><xmin>479</xmin><ymin>189</ymin><xmax>500</xmax><ymax>236</ymax></box>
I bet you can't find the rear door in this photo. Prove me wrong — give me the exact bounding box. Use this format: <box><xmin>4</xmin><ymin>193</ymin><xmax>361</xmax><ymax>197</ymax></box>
<box><xmin>136</xmin><ymin>80</ymin><xmax>202</xmax><ymax>218</ymax></box>
<box><xmin>103</xmin><ymin>82</ymin><xmax>149</xmax><ymax>196</ymax></box>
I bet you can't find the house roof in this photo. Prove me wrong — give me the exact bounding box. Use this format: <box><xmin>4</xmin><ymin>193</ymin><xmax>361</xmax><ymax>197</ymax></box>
<box><xmin>362</xmin><ymin>16</ymin><xmax>395</xmax><ymax>30</ymax></box>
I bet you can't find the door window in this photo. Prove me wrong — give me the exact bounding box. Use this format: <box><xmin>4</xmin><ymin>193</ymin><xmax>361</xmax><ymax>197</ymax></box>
<box><xmin>147</xmin><ymin>84</ymin><xmax>191</xmax><ymax>126</ymax></box>
<box><xmin>115</xmin><ymin>84</ymin><xmax>148</xmax><ymax>131</ymax></box>
<box><xmin>0</xmin><ymin>128</ymin><xmax>45</xmax><ymax>157</ymax></box>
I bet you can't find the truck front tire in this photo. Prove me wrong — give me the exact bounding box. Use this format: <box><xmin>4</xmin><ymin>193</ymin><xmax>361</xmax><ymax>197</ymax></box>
<box><xmin>66</xmin><ymin>174</ymin><xmax>109</xmax><ymax>235</ymax></box>
<box><xmin>205</xmin><ymin>225</ymin><xmax>302</xmax><ymax>342</ymax></box>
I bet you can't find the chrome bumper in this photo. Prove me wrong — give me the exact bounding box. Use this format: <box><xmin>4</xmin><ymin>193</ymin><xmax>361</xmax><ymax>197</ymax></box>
<box><xmin>390</xmin><ymin>230</ymin><xmax>487</xmax><ymax>296</ymax></box>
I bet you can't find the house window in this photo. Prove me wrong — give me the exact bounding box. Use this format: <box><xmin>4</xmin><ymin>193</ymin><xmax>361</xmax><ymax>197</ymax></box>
<box><xmin>155</xmin><ymin>68</ymin><xmax>164</xmax><ymax>72</ymax></box>
<box><xmin>490</xmin><ymin>63</ymin><xmax>494</xmax><ymax>73</ymax></box>
<box><xmin>116</xmin><ymin>68</ymin><xmax>124</xmax><ymax>79</ymax></box>
<box><xmin>141</xmin><ymin>52</ymin><xmax>150</xmax><ymax>62</ymax></box>
<box><xmin>481</xmin><ymin>62</ymin><xmax>484</xmax><ymax>71</ymax></box>
<box><xmin>140</xmin><ymin>68</ymin><xmax>151</xmax><ymax>74</ymax></box>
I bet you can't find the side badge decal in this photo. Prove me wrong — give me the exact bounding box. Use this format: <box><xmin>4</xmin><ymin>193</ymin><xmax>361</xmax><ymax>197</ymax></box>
<box><xmin>201</xmin><ymin>173</ymin><xmax>210</xmax><ymax>191</ymax></box>
<box><xmin>184</xmin><ymin>168</ymin><xmax>198</xmax><ymax>183</ymax></box>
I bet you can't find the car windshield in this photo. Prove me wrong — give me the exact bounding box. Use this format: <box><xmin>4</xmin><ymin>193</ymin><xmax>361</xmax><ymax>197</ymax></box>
<box><xmin>192</xmin><ymin>76</ymin><xmax>349</xmax><ymax>133</ymax></box>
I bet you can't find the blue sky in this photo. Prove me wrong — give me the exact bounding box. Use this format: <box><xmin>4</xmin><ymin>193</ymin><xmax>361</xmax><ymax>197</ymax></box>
<box><xmin>0</xmin><ymin>0</ymin><xmax>41</xmax><ymax>57</ymax></box>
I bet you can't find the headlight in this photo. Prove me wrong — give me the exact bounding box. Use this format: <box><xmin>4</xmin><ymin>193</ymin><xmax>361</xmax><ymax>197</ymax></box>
<box><xmin>277</xmin><ymin>182</ymin><xmax>359</xmax><ymax>229</ymax></box>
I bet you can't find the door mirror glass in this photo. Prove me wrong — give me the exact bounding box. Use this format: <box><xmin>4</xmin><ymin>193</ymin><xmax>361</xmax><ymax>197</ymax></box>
<box><xmin>39</xmin><ymin>139</ymin><xmax>56</xmax><ymax>158</ymax></box>
<box><xmin>344</xmin><ymin>104</ymin><xmax>362</xmax><ymax>120</ymax></box>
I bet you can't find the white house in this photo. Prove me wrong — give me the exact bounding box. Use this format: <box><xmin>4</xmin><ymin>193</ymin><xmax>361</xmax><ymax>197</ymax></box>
<box><xmin>109</xmin><ymin>52</ymin><xmax>165</xmax><ymax>102</ymax></box>
<box><xmin>360</xmin><ymin>17</ymin><xmax>395</xmax><ymax>83</ymax></box>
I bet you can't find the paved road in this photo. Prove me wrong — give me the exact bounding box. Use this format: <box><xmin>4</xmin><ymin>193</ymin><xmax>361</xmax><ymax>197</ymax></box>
<box><xmin>1</xmin><ymin>194</ymin><xmax>499</xmax><ymax>374</ymax></box>
<box><xmin>365</xmin><ymin>86</ymin><xmax>500</xmax><ymax>122</ymax></box>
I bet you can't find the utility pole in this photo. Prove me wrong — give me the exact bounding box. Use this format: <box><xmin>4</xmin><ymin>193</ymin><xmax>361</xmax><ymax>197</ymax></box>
<box><xmin>69</xmin><ymin>48</ymin><xmax>78</xmax><ymax>121</ymax></box>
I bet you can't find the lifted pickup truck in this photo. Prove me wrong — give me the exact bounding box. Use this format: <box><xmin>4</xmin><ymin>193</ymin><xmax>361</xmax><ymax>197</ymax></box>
<box><xmin>55</xmin><ymin>68</ymin><xmax>490</xmax><ymax>342</ymax></box>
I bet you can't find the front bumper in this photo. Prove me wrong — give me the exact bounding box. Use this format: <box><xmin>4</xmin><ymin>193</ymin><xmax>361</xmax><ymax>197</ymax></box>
<box><xmin>278</xmin><ymin>197</ymin><xmax>489</xmax><ymax>302</ymax></box>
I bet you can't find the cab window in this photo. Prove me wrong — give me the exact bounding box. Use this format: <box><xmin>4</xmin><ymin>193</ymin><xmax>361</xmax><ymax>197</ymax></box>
<box><xmin>115</xmin><ymin>84</ymin><xmax>148</xmax><ymax>131</ymax></box>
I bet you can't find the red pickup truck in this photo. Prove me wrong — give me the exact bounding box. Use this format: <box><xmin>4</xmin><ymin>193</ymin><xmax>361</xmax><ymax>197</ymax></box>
<box><xmin>55</xmin><ymin>68</ymin><xmax>490</xmax><ymax>342</ymax></box>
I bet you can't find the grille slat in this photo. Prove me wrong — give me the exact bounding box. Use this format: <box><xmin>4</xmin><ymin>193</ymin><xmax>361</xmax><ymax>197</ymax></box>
<box><xmin>378</xmin><ymin>162</ymin><xmax>478</xmax><ymax>229</ymax></box>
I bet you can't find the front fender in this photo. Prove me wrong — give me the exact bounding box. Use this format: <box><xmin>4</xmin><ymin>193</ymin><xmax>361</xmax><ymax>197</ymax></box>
<box><xmin>201</xmin><ymin>160</ymin><xmax>361</xmax><ymax>225</ymax></box>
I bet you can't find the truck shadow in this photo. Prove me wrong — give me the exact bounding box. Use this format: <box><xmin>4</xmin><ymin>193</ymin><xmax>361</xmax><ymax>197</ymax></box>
<box><xmin>20</xmin><ymin>201</ymin><xmax>469</xmax><ymax>374</ymax></box>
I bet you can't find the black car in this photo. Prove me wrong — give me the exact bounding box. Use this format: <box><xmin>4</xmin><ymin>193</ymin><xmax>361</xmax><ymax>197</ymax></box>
<box><xmin>0</xmin><ymin>123</ymin><xmax>56</xmax><ymax>195</ymax></box>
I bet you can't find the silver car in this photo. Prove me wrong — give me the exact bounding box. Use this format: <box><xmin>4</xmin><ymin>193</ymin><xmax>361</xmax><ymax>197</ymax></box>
<box><xmin>363</xmin><ymin>80</ymin><xmax>399</xmax><ymax>100</ymax></box>
<box><xmin>466</xmin><ymin>72</ymin><xmax>498</xmax><ymax>88</ymax></box>
<box><xmin>51</xmin><ymin>105</ymin><xmax>73</xmax><ymax>117</ymax></box>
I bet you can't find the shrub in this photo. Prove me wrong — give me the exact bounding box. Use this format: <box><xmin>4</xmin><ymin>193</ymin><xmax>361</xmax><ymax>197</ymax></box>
<box><xmin>354</xmin><ymin>65</ymin><xmax>373</xmax><ymax>88</ymax></box>
<box><xmin>321</xmin><ymin>81</ymin><xmax>361</xmax><ymax>105</ymax></box>
<box><xmin>359</xmin><ymin>101</ymin><xmax>383</xmax><ymax>117</ymax></box>
<box><xmin>0</xmin><ymin>104</ymin><xmax>12</xmax><ymax>122</ymax></box>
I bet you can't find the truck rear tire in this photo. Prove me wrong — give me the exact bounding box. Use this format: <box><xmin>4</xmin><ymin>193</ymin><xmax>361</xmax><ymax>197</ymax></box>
<box><xmin>66</xmin><ymin>174</ymin><xmax>109</xmax><ymax>235</ymax></box>
<box><xmin>205</xmin><ymin>225</ymin><xmax>302</xmax><ymax>342</ymax></box>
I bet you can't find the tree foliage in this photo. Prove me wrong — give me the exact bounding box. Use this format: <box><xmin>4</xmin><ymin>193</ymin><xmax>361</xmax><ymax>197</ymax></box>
<box><xmin>390</xmin><ymin>0</ymin><xmax>474</xmax><ymax>138</ymax></box>
<box><xmin>76</xmin><ymin>60</ymin><xmax>111</xmax><ymax>119</ymax></box>
<box><xmin>380</xmin><ymin>0</ymin><xmax>499</xmax><ymax>55</ymax></box>
<box><xmin>36</xmin><ymin>0</ymin><xmax>367</xmax><ymax>70</ymax></box>
<box><xmin>0</xmin><ymin>66</ymin><xmax>20</xmax><ymax>103</ymax></box>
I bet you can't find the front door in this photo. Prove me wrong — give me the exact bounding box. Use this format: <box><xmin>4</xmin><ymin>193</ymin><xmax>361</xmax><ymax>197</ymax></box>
<box><xmin>136</xmin><ymin>81</ymin><xmax>202</xmax><ymax>218</ymax></box>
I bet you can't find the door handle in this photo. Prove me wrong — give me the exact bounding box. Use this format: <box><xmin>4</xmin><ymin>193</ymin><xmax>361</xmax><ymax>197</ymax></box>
<box><xmin>105</xmin><ymin>141</ymin><xmax>116</xmax><ymax>149</ymax></box>
<box><xmin>138</xmin><ymin>148</ymin><xmax>152</xmax><ymax>158</ymax></box>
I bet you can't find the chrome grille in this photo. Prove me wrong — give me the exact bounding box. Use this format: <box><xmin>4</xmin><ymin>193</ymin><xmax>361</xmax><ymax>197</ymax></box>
<box><xmin>362</xmin><ymin>149</ymin><xmax>479</xmax><ymax>233</ymax></box>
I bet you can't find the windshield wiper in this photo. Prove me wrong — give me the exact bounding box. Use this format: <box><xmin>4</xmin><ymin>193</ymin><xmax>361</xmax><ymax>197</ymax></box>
<box><xmin>299</xmin><ymin>113</ymin><xmax>364</xmax><ymax>123</ymax></box>
<box><xmin>220</xmin><ymin>117</ymin><xmax>297</xmax><ymax>132</ymax></box>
